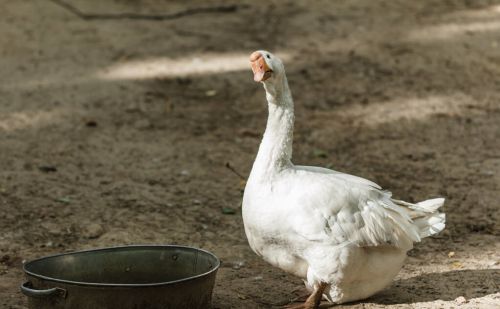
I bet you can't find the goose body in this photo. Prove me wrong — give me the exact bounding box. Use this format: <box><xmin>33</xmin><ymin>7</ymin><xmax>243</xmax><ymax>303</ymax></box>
<box><xmin>242</xmin><ymin>51</ymin><xmax>445</xmax><ymax>307</ymax></box>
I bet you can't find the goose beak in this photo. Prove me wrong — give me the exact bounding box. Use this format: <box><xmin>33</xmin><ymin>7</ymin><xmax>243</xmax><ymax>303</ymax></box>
<box><xmin>250</xmin><ymin>51</ymin><xmax>272</xmax><ymax>82</ymax></box>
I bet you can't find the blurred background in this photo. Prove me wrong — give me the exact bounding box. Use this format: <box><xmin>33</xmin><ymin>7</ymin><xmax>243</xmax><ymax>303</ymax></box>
<box><xmin>0</xmin><ymin>0</ymin><xmax>499</xmax><ymax>308</ymax></box>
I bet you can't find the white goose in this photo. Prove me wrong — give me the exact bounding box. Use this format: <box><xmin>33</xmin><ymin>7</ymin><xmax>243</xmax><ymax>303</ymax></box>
<box><xmin>242</xmin><ymin>50</ymin><xmax>445</xmax><ymax>309</ymax></box>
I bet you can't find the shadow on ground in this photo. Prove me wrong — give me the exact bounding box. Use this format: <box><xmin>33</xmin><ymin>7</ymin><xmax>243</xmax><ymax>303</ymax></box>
<box><xmin>368</xmin><ymin>269</ymin><xmax>500</xmax><ymax>304</ymax></box>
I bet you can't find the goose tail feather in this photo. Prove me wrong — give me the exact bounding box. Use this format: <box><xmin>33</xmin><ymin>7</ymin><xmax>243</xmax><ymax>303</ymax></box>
<box><xmin>392</xmin><ymin>197</ymin><xmax>446</xmax><ymax>238</ymax></box>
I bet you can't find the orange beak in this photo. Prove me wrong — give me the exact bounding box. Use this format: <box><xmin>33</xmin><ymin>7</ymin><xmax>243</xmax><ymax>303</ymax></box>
<box><xmin>250</xmin><ymin>51</ymin><xmax>272</xmax><ymax>82</ymax></box>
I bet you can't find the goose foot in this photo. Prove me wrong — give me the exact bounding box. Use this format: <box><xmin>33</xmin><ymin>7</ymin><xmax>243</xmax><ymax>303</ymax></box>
<box><xmin>283</xmin><ymin>282</ymin><xmax>328</xmax><ymax>309</ymax></box>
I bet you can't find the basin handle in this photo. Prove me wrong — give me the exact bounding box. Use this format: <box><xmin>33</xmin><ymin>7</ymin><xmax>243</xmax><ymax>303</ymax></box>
<box><xmin>21</xmin><ymin>281</ymin><xmax>67</xmax><ymax>299</ymax></box>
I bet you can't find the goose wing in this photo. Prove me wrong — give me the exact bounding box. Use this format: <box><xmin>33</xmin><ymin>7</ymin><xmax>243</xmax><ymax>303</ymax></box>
<box><xmin>287</xmin><ymin>168</ymin><xmax>420</xmax><ymax>249</ymax></box>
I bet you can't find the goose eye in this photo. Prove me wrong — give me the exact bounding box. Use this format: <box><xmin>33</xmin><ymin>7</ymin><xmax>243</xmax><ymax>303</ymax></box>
<box><xmin>266</xmin><ymin>54</ymin><xmax>271</xmax><ymax>59</ymax></box>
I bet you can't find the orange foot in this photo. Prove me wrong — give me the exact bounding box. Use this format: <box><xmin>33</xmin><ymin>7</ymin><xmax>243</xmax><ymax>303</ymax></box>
<box><xmin>283</xmin><ymin>282</ymin><xmax>328</xmax><ymax>309</ymax></box>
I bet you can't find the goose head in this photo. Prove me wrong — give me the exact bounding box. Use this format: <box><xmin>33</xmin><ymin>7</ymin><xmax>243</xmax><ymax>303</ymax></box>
<box><xmin>250</xmin><ymin>50</ymin><xmax>285</xmax><ymax>85</ymax></box>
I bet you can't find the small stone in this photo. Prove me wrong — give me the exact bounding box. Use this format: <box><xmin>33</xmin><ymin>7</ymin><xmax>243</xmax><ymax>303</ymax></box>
<box><xmin>41</xmin><ymin>222</ymin><xmax>61</xmax><ymax>235</ymax></box>
<box><xmin>448</xmin><ymin>251</ymin><xmax>455</xmax><ymax>258</ymax></box>
<box><xmin>205</xmin><ymin>90</ymin><xmax>217</xmax><ymax>97</ymax></box>
<box><xmin>192</xmin><ymin>199</ymin><xmax>201</xmax><ymax>205</ymax></box>
<box><xmin>231</xmin><ymin>261</ymin><xmax>245</xmax><ymax>269</ymax></box>
<box><xmin>204</xmin><ymin>231</ymin><xmax>215</xmax><ymax>238</ymax></box>
<box><xmin>455</xmin><ymin>296</ymin><xmax>467</xmax><ymax>304</ymax></box>
<box><xmin>221</xmin><ymin>207</ymin><xmax>236</xmax><ymax>215</ymax></box>
<box><xmin>38</xmin><ymin>165</ymin><xmax>57</xmax><ymax>173</ymax></box>
<box><xmin>55</xmin><ymin>197</ymin><xmax>71</xmax><ymax>204</ymax></box>
<box><xmin>85</xmin><ymin>120</ymin><xmax>97</xmax><ymax>127</ymax></box>
<box><xmin>313</xmin><ymin>149</ymin><xmax>328</xmax><ymax>158</ymax></box>
<box><xmin>83</xmin><ymin>223</ymin><xmax>104</xmax><ymax>239</ymax></box>
<box><xmin>0</xmin><ymin>255</ymin><xmax>10</xmax><ymax>264</ymax></box>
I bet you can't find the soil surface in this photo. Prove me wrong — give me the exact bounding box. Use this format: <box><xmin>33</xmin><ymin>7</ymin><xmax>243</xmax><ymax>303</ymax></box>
<box><xmin>1</xmin><ymin>0</ymin><xmax>499</xmax><ymax>308</ymax></box>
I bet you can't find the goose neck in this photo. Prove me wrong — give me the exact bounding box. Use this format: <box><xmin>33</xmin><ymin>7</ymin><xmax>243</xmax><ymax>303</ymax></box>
<box><xmin>252</xmin><ymin>77</ymin><xmax>295</xmax><ymax>179</ymax></box>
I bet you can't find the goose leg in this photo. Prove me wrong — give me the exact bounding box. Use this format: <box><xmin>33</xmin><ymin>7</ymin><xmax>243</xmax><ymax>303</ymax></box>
<box><xmin>284</xmin><ymin>282</ymin><xmax>328</xmax><ymax>309</ymax></box>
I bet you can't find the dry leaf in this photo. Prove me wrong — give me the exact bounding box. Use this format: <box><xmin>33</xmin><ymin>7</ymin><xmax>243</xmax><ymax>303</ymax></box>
<box><xmin>239</xmin><ymin>180</ymin><xmax>247</xmax><ymax>189</ymax></box>
<box><xmin>451</xmin><ymin>261</ymin><xmax>463</xmax><ymax>269</ymax></box>
<box><xmin>205</xmin><ymin>90</ymin><xmax>217</xmax><ymax>97</ymax></box>
<box><xmin>222</xmin><ymin>207</ymin><xmax>236</xmax><ymax>215</ymax></box>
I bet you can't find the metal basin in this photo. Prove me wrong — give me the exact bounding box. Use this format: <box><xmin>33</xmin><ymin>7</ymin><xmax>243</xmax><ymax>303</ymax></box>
<box><xmin>21</xmin><ymin>245</ymin><xmax>220</xmax><ymax>309</ymax></box>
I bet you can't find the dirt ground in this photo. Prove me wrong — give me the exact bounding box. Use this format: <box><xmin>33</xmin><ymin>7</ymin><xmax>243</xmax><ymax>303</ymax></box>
<box><xmin>1</xmin><ymin>0</ymin><xmax>499</xmax><ymax>308</ymax></box>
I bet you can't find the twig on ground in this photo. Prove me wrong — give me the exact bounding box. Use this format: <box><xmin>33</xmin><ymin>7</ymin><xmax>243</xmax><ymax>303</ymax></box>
<box><xmin>225</xmin><ymin>162</ymin><xmax>246</xmax><ymax>180</ymax></box>
<box><xmin>48</xmin><ymin>0</ymin><xmax>247</xmax><ymax>21</ymax></box>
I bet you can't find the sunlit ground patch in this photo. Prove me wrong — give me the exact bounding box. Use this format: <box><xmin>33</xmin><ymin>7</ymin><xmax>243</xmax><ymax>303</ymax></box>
<box><xmin>311</xmin><ymin>94</ymin><xmax>478</xmax><ymax>126</ymax></box>
<box><xmin>408</xmin><ymin>20</ymin><xmax>500</xmax><ymax>41</ymax></box>
<box><xmin>97</xmin><ymin>52</ymin><xmax>292</xmax><ymax>80</ymax></box>
<box><xmin>0</xmin><ymin>109</ymin><xmax>67</xmax><ymax>131</ymax></box>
